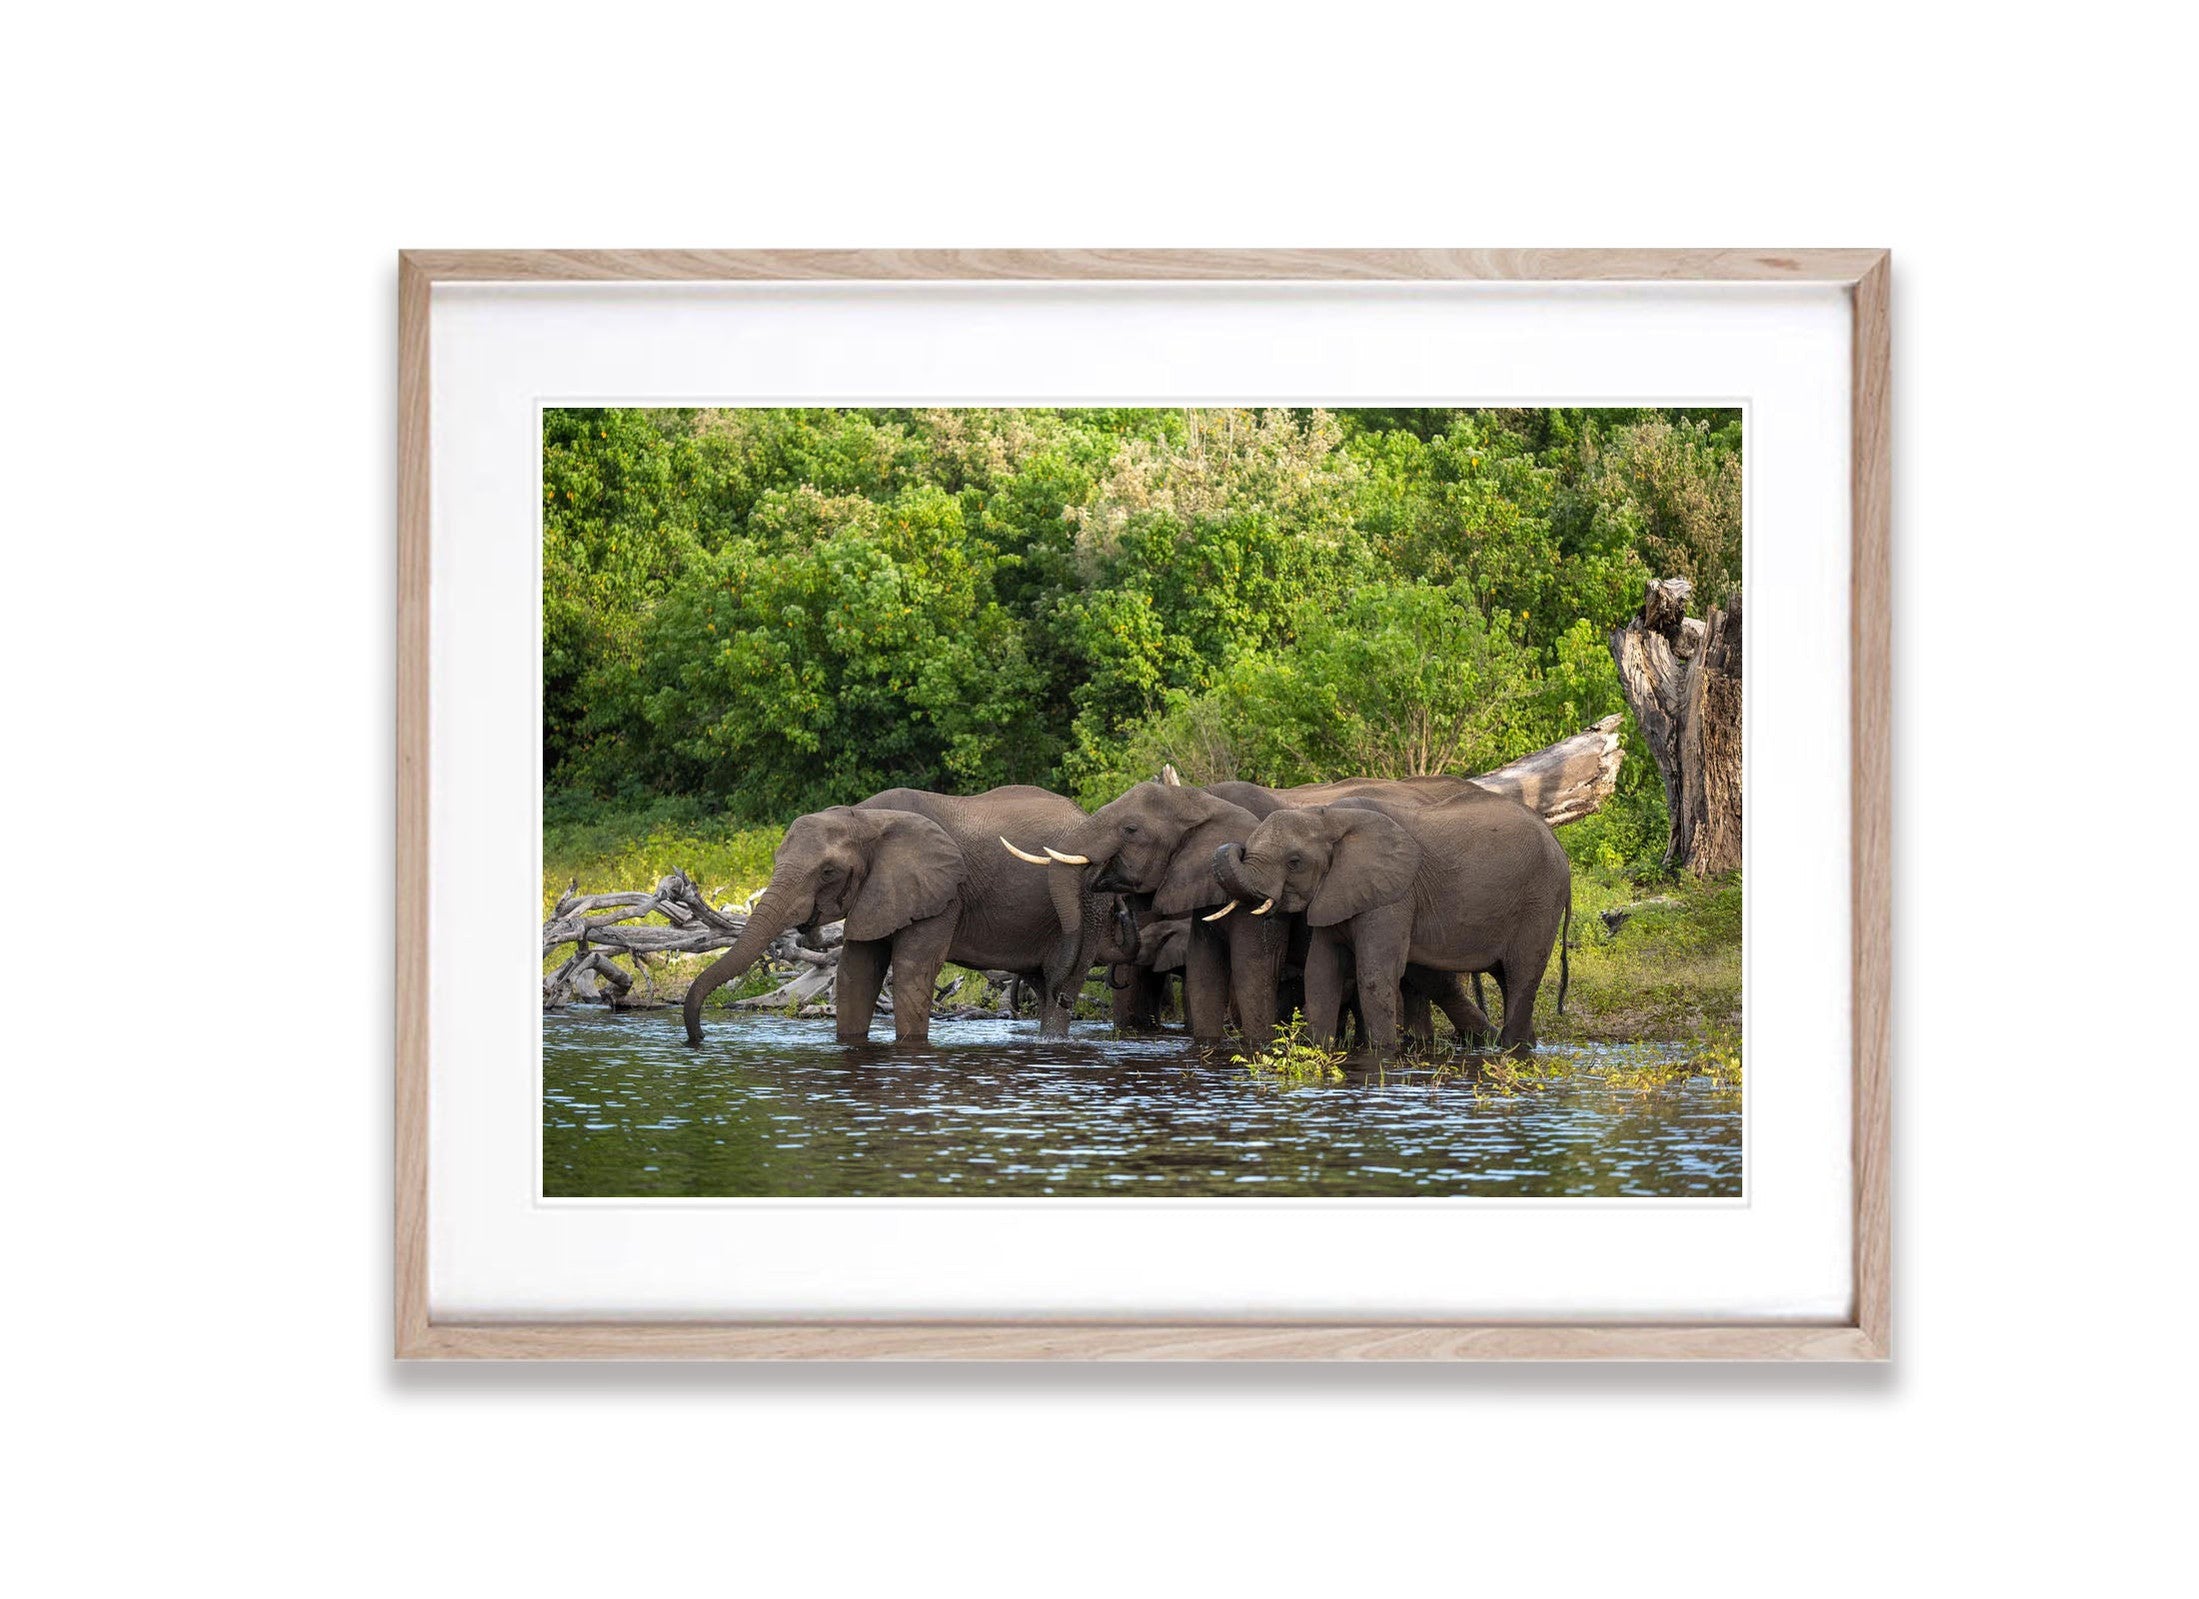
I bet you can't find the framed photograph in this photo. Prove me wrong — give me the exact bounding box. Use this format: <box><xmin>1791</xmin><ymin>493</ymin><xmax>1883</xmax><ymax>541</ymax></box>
<box><xmin>397</xmin><ymin>249</ymin><xmax>1889</xmax><ymax>1359</ymax></box>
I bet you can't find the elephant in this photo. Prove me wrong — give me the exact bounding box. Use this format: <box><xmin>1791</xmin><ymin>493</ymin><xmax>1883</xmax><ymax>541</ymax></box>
<box><xmin>683</xmin><ymin>785</ymin><xmax>1090</xmax><ymax>1046</ymax></box>
<box><xmin>1001</xmin><ymin>781</ymin><xmax>1285</xmax><ymax>1048</ymax></box>
<box><xmin>1206</xmin><ymin>773</ymin><xmax>1482</xmax><ymax>820</ymax></box>
<box><xmin>1270</xmin><ymin>938</ymin><xmax>1494</xmax><ymax>1052</ymax></box>
<box><xmin>1213</xmin><ymin>789</ymin><xmax>1571</xmax><ymax>1055</ymax></box>
<box><xmin>1203</xmin><ymin>774</ymin><xmax>1495</xmax><ymax>1045</ymax></box>
<box><xmin>1090</xmin><ymin>895</ymin><xmax>1472</xmax><ymax>1045</ymax></box>
<box><xmin>1004</xmin><ymin>779</ymin><xmax>1492</xmax><ymax>1051</ymax></box>
<box><xmin>1087</xmin><ymin>892</ymin><xmax>1190</xmax><ymax>1032</ymax></box>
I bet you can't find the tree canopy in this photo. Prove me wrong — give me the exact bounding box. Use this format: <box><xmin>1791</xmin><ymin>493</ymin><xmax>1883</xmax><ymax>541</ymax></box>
<box><xmin>544</xmin><ymin>406</ymin><xmax>1741</xmax><ymax>872</ymax></box>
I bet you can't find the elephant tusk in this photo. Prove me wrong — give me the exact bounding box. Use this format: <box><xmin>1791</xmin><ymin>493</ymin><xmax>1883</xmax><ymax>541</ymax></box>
<box><xmin>1249</xmin><ymin>898</ymin><xmax>1274</xmax><ymax>916</ymax></box>
<box><xmin>1000</xmin><ymin>837</ymin><xmax>1053</xmax><ymax>865</ymax></box>
<box><xmin>1202</xmin><ymin>900</ymin><xmax>1239</xmax><ymax>921</ymax></box>
<box><xmin>1043</xmin><ymin>846</ymin><xmax>1091</xmax><ymax>865</ymax></box>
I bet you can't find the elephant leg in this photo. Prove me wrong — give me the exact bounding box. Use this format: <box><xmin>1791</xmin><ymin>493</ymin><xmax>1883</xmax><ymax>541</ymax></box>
<box><xmin>1408</xmin><ymin>966</ymin><xmax>1494</xmax><ymax>1048</ymax></box>
<box><xmin>1301</xmin><ymin>930</ymin><xmax>1345</xmax><ymax>1046</ymax></box>
<box><xmin>1495</xmin><ymin>945</ymin><xmax>1551</xmax><ymax>1056</ymax></box>
<box><xmin>1109</xmin><ymin>967</ymin><xmax>1141</xmax><ymax>1030</ymax></box>
<box><xmin>886</xmin><ymin>910</ymin><xmax>957</xmax><ymax>1042</ymax></box>
<box><xmin>1355</xmin><ymin>970</ymin><xmax>1401</xmax><ymax>1055</ymax></box>
<box><xmin>1227</xmin><ymin>915</ymin><xmax>1282</xmax><ymax>1052</ymax></box>
<box><xmin>1400</xmin><ymin>984</ymin><xmax>1434</xmax><ymax>1046</ymax></box>
<box><xmin>835</xmin><ymin>938</ymin><xmax>890</xmax><ymax>1043</ymax></box>
<box><xmin>1138</xmin><ymin>970</ymin><xmax>1166</xmax><ymax>1029</ymax></box>
<box><xmin>1349</xmin><ymin>915</ymin><xmax>1412</xmax><ymax>1056</ymax></box>
<box><xmin>1034</xmin><ymin>938</ymin><xmax>1080</xmax><ymax>1039</ymax></box>
<box><xmin>1184</xmin><ymin>920</ymin><xmax>1231</xmax><ymax>1044</ymax></box>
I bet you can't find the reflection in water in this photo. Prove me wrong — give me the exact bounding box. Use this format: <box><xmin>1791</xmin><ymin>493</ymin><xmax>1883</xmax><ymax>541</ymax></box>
<box><xmin>544</xmin><ymin>1013</ymin><xmax>1741</xmax><ymax>1199</ymax></box>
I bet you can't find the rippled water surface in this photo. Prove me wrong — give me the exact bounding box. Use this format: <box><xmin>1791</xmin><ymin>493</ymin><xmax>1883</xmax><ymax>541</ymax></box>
<box><xmin>545</xmin><ymin>1012</ymin><xmax>1741</xmax><ymax>1198</ymax></box>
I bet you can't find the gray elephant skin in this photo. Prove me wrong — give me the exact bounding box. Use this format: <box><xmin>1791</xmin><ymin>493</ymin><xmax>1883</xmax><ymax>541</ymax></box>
<box><xmin>1207</xmin><ymin>776</ymin><xmax>1501</xmax><ymax>1047</ymax></box>
<box><xmin>683</xmin><ymin>785</ymin><xmax>1089</xmax><ymax>1046</ymax></box>
<box><xmin>1215</xmin><ymin>789</ymin><xmax>1571</xmax><ymax>1054</ymax></box>
<box><xmin>1205</xmin><ymin>773</ymin><xmax>1484</xmax><ymax>819</ymax></box>
<box><xmin>1086</xmin><ymin>892</ymin><xmax>1190</xmax><ymax>1031</ymax></box>
<box><xmin>1003</xmin><ymin>782</ymin><xmax>1287</xmax><ymax>1047</ymax></box>
<box><xmin>1006</xmin><ymin>778</ymin><xmax>1499</xmax><ymax>1050</ymax></box>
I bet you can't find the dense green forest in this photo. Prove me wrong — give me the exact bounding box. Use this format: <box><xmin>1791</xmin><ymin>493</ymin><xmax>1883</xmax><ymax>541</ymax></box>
<box><xmin>544</xmin><ymin>406</ymin><xmax>1741</xmax><ymax>875</ymax></box>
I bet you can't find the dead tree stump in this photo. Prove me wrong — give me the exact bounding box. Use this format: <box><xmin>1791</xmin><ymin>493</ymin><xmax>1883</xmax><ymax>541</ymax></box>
<box><xmin>1609</xmin><ymin>578</ymin><xmax>1743</xmax><ymax>875</ymax></box>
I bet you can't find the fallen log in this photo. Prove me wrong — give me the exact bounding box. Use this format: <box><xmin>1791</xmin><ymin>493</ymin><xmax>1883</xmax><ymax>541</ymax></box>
<box><xmin>1599</xmin><ymin>897</ymin><xmax>1680</xmax><ymax>937</ymax></box>
<box><xmin>1470</xmin><ymin>714</ymin><xmax>1624</xmax><ymax>827</ymax></box>
<box><xmin>733</xmin><ymin>959</ymin><xmax>837</xmax><ymax>1012</ymax></box>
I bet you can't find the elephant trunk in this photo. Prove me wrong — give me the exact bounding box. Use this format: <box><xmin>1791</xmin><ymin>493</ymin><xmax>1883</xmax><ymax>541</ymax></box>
<box><xmin>1030</xmin><ymin>820</ymin><xmax>1105</xmax><ymax>1027</ymax></box>
<box><xmin>683</xmin><ymin>882</ymin><xmax>808</xmax><ymax>1046</ymax></box>
<box><xmin>1212</xmin><ymin>841</ymin><xmax>1275</xmax><ymax>906</ymax></box>
<box><xmin>1034</xmin><ymin>881</ymin><xmax>1112</xmax><ymax>1036</ymax></box>
<box><xmin>1045</xmin><ymin>847</ymin><xmax>1087</xmax><ymax>943</ymax></box>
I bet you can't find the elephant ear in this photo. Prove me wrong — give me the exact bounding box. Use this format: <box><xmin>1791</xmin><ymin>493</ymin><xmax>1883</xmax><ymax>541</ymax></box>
<box><xmin>1155</xmin><ymin>793</ymin><xmax>1259</xmax><ymax>916</ymax></box>
<box><xmin>845</xmin><ymin>810</ymin><xmax>966</xmax><ymax>942</ymax></box>
<box><xmin>1306</xmin><ymin>805</ymin><xmax>1421</xmax><ymax>927</ymax></box>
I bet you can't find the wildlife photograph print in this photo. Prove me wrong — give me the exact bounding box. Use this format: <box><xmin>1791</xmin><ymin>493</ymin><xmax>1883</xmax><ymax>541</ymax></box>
<box><xmin>542</xmin><ymin>406</ymin><xmax>1743</xmax><ymax>1199</ymax></box>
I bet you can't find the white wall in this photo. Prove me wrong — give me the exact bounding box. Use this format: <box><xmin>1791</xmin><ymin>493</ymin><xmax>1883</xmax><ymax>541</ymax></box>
<box><xmin>7</xmin><ymin>3</ymin><xmax>2190</xmax><ymax>1592</ymax></box>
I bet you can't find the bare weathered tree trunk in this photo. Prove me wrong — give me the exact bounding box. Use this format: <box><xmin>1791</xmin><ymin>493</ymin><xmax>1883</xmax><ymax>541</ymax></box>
<box><xmin>1609</xmin><ymin>577</ymin><xmax>1743</xmax><ymax>874</ymax></box>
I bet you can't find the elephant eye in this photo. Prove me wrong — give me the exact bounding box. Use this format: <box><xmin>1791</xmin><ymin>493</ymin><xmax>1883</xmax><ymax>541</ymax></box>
<box><xmin>1287</xmin><ymin>854</ymin><xmax>1303</xmax><ymax>869</ymax></box>
<box><xmin>1123</xmin><ymin>823</ymin><xmax>1139</xmax><ymax>835</ymax></box>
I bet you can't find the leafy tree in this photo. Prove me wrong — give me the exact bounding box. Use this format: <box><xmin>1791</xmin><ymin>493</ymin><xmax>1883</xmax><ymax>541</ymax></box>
<box><xmin>1572</xmin><ymin>415</ymin><xmax>1743</xmax><ymax>600</ymax></box>
<box><xmin>541</xmin><ymin>404</ymin><xmax>1733</xmax><ymax>874</ymax></box>
<box><xmin>616</xmin><ymin>485</ymin><xmax>1046</xmax><ymax>815</ymax></box>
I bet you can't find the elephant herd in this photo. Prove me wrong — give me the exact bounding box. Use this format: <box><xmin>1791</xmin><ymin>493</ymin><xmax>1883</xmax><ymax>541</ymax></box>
<box><xmin>682</xmin><ymin>774</ymin><xmax>1572</xmax><ymax>1057</ymax></box>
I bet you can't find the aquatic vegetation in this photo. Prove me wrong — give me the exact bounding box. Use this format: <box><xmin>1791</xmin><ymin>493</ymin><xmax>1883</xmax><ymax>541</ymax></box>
<box><xmin>1466</xmin><ymin>1054</ymin><xmax>1573</xmax><ymax>1097</ymax></box>
<box><xmin>1689</xmin><ymin>1027</ymin><xmax>1744</xmax><ymax>1089</ymax></box>
<box><xmin>1594</xmin><ymin>1053</ymin><xmax>1701</xmax><ymax>1091</ymax></box>
<box><xmin>1233</xmin><ymin>1012</ymin><xmax>1348</xmax><ymax>1086</ymax></box>
<box><xmin>1576</xmin><ymin>1031</ymin><xmax>1744</xmax><ymax>1095</ymax></box>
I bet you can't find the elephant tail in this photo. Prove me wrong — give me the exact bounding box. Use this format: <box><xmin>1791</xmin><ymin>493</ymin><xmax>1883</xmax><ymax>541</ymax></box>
<box><xmin>1557</xmin><ymin>894</ymin><xmax>1572</xmax><ymax>1015</ymax></box>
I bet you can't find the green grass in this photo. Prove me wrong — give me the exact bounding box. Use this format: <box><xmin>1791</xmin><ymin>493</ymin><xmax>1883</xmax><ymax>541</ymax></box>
<box><xmin>544</xmin><ymin>794</ymin><xmax>783</xmax><ymax>920</ymax></box>
<box><xmin>1528</xmin><ymin>858</ymin><xmax>1742</xmax><ymax>1045</ymax></box>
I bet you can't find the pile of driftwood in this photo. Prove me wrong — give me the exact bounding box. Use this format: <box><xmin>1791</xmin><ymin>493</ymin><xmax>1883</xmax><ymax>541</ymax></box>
<box><xmin>543</xmin><ymin>868</ymin><xmax>1033</xmax><ymax>1016</ymax></box>
<box><xmin>542</xmin><ymin>713</ymin><xmax>1632</xmax><ymax>1015</ymax></box>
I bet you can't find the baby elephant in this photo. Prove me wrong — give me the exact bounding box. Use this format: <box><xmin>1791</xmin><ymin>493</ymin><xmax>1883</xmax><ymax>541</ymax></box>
<box><xmin>1214</xmin><ymin>790</ymin><xmax>1571</xmax><ymax>1054</ymax></box>
<box><xmin>1089</xmin><ymin>893</ymin><xmax>1190</xmax><ymax>1031</ymax></box>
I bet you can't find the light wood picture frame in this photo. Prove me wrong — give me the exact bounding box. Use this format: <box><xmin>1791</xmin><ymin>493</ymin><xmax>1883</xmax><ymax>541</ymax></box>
<box><xmin>397</xmin><ymin>249</ymin><xmax>1890</xmax><ymax>1360</ymax></box>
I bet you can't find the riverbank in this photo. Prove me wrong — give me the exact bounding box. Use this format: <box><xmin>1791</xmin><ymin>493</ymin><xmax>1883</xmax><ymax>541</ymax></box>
<box><xmin>544</xmin><ymin>799</ymin><xmax>1742</xmax><ymax>1046</ymax></box>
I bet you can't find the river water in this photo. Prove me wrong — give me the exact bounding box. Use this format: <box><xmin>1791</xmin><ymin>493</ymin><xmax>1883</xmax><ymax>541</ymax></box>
<box><xmin>545</xmin><ymin>1011</ymin><xmax>1741</xmax><ymax>1198</ymax></box>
